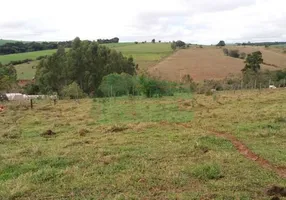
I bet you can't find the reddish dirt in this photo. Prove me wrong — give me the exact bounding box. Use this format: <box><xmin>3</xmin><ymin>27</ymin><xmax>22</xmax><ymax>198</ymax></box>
<box><xmin>209</xmin><ymin>129</ymin><xmax>286</xmax><ymax>179</ymax></box>
<box><xmin>149</xmin><ymin>46</ymin><xmax>286</xmax><ymax>82</ymax></box>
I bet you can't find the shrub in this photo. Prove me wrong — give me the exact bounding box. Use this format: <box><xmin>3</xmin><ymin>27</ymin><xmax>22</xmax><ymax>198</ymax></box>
<box><xmin>36</xmin><ymin>55</ymin><xmax>47</xmax><ymax>60</ymax></box>
<box><xmin>61</xmin><ymin>82</ymin><xmax>86</xmax><ymax>99</ymax></box>
<box><xmin>222</xmin><ymin>48</ymin><xmax>229</xmax><ymax>55</ymax></box>
<box><xmin>99</xmin><ymin>73</ymin><xmax>138</xmax><ymax>97</ymax></box>
<box><xmin>134</xmin><ymin>42</ymin><xmax>138</xmax><ymax>44</ymax></box>
<box><xmin>138</xmin><ymin>75</ymin><xmax>174</xmax><ymax>98</ymax></box>
<box><xmin>23</xmin><ymin>83</ymin><xmax>40</xmax><ymax>95</ymax></box>
<box><xmin>240</xmin><ymin>52</ymin><xmax>246</xmax><ymax>59</ymax></box>
<box><xmin>216</xmin><ymin>40</ymin><xmax>226</xmax><ymax>47</ymax></box>
<box><xmin>228</xmin><ymin>50</ymin><xmax>240</xmax><ymax>58</ymax></box>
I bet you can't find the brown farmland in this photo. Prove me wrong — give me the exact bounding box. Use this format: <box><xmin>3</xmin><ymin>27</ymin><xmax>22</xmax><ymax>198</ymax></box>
<box><xmin>149</xmin><ymin>46</ymin><xmax>286</xmax><ymax>82</ymax></box>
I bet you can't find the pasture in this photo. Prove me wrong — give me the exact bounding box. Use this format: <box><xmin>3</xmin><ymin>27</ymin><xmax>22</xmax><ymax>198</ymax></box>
<box><xmin>1</xmin><ymin>89</ymin><xmax>286</xmax><ymax>199</ymax></box>
<box><xmin>0</xmin><ymin>49</ymin><xmax>59</xmax><ymax>65</ymax></box>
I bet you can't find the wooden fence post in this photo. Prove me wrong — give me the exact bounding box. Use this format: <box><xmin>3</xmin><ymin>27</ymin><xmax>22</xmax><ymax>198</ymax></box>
<box><xmin>30</xmin><ymin>99</ymin><xmax>33</xmax><ymax>109</ymax></box>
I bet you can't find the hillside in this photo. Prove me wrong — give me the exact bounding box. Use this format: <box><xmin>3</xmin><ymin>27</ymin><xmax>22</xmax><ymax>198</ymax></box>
<box><xmin>149</xmin><ymin>46</ymin><xmax>286</xmax><ymax>81</ymax></box>
<box><xmin>1</xmin><ymin>89</ymin><xmax>286</xmax><ymax>199</ymax></box>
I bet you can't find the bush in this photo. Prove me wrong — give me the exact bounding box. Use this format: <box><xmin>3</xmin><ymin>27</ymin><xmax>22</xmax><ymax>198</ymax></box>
<box><xmin>222</xmin><ymin>48</ymin><xmax>229</xmax><ymax>55</ymax></box>
<box><xmin>228</xmin><ymin>50</ymin><xmax>240</xmax><ymax>58</ymax></box>
<box><xmin>134</xmin><ymin>42</ymin><xmax>138</xmax><ymax>44</ymax></box>
<box><xmin>240</xmin><ymin>52</ymin><xmax>246</xmax><ymax>59</ymax></box>
<box><xmin>23</xmin><ymin>83</ymin><xmax>40</xmax><ymax>95</ymax></box>
<box><xmin>61</xmin><ymin>82</ymin><xmax>86</xmax><ymax>99</ymax></box>
<box><xmin>99</xmin><ymin>73</ymin><xmax>138</xmax><ymax>97</ymax></box>
<box><xmin>36</xmin><ymin>55</ymin><xmax>47</xmax><ymax>60</ymax></box>
<box><xmin>138</xmin><ymin>75</ymin><xmax>174</xmax><ymax>98</ymax></box>
<box><xmin>216</xmin><ymin>40</ymin><xmax>226</xmax><ymax>47</ymax></box>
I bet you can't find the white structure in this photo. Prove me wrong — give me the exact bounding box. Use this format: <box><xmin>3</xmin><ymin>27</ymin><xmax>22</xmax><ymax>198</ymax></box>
<box><xmin>6</xmin><ymin>93</ymin><xmax>25</xmax><ymax>101</ymax></box>
<box><xmin>5</xmin><ymin>93</ymin><xmax>57</xmax><ymax>101</ymax></box>
<box><xmin>269</xmin><ymin>85</ymin><xmax>277</xmax><ymax>89</ymax></box>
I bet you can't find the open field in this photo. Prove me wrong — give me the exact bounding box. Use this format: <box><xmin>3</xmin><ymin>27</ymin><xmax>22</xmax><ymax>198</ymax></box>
<box><xmin>0</xmin><ymin>49</ymin><xmax>59</xmax><ymax>65</ymax></box>
<box><xmin>150</xmin><ymin>46</ymin><xmax>286</xmax><ymax>82</ymax></box>
<box><xmin>0</xmin><ymin>43</ymin><xmax>172</xmax><ymax>80</ymax></box>
<box><xmin>14</xmin><ymin>61</ymin><xmax>39</xmax><ymax>80</ymax></box>
<box><xmin>1</xmin><ymin>89</ymin><xmax>286</xmax><ymax>199</ymax></box>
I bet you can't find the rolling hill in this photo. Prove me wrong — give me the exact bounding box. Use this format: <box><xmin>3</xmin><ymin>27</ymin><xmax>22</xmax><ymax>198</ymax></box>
<box><xmin>149</xmin><ymin>46</ymin><xmax>286</xmax><ymax>81</ymax></box>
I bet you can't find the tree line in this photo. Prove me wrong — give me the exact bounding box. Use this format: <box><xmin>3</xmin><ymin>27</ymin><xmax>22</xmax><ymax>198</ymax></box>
<box><xmin>236</xmin><ymin>41</ymin><xmax>286</xmax><ymax>46</ymax></box>
<box><xmin>0</xmin><ymin>37</ymin><xmax>120</xmax><ymax>55</ymax></box>
<box><xmin>97</xmin><ymin>37</ymin><xmax>119</xmax><ymax>44</ymax></box>
<box><xmin>0</xmin><ymin>41</ymin><xmax>72</xmax><ymax>55</ymax></box>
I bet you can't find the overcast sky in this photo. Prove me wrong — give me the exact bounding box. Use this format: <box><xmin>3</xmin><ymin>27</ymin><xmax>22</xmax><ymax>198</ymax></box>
<box><xmin>0</xmin><ymin>0</ymin><xmax>285</xmax><ymax>44</ymax></box>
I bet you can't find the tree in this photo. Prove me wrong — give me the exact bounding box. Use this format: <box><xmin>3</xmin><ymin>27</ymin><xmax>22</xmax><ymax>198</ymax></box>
<box><xmin>175</xmin><ymin>40</ymin><xmax>186</xmax><ymax>48</ymax></box>
<box><xmin>0</xmin><ymin>62</ymin><xmax>17</xmax><ymax>91</ymax></box>
<box><xmin>242</xmin><ymin>51</ymin><xmax>263</xmax><ymax>73</ymax></box>
<box><xmin>99</xmin><ymin>73</ymin><xmax>137</xmax><ymax>96</ymax></box>
<box><xmin>171</xmin><ymin>42</ymin><xmax>176</xmax><ymax>51</ymax></box>
<box><xmin>61</xmin><ymin>82</ymin><xmax>86</xmax><ymax>99</ymax></box>
<box><xmin>152</xmin><ymin>39</ymin><xmax>155</xmax><ymax>43</ymax></box>
<box><xmin>216</xmin><ymin>40</ymin><xmax>226</xmax><ymax>47</ymax></box>
<box><xmin>35</xmin><ymin>37</ymin><xmax>136</xmax><ymax>96</ymax></box>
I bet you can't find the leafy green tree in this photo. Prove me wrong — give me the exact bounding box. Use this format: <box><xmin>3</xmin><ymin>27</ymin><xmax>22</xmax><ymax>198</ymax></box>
<box><xmin>171</xmin><ymin>42</ymin><xmax>176</xmax><ymax>51</ymax></box>
<box><xmin>35</xmin><ymin>37</ymin><xmax>136</xmax><ymax>96</ymax></box>
<box><xmin>99</xmin><ymin>73</ymin><xmax>137</xmax><ymax>96</ymax></box>
<box><xmin>152</xmin><ymin>39</ymin><xmax>155</xmax><ymax>43</ymax></box>
<box><xmin>61</xmin><ymin>82</ymin><xmax>86</xmax><ymax>99</ymax></box>
<box><xmin>0</xmin><ymin>62</ymin><xmax>17</xmax><ymax>91</ymax></box>
<box><xmin>242</xmin><ymin>51</ymin><xmax>263</xmax><ymax>73</ymax></box>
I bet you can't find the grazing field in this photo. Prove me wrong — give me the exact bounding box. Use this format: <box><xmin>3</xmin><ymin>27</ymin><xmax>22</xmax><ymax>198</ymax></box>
<box><xmin>0</xmin><ymin>49</ymin><xmax>59</xmax><ymax>65</ymax></box>
<box><xmin>150</xmin><ymin>46</ymin><xmax>286</xmax><ymax>82</ymax></box>
<box><xmin>1</xmin><ymin>89</ymin><xmax>286</xmax><ymax>199</ymax></box>
<box><xmin>0</xmin><ymin>43</ymin><xmax>172</xmax><ymax>80</ymax></box>
<box><xmin>14</xmin><ymin>61</ymin><xmax>39</xmax><ymax>80</ymax></box>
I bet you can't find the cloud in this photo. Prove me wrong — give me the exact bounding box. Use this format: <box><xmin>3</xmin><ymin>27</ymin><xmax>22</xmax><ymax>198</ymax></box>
<box><xmin>0</xmin><ymin>0</ymin><xmax>285</xmax><ymax>44</ymax></box>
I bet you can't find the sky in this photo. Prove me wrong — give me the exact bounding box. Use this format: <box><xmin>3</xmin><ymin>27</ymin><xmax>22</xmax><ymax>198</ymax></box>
<box><xmin>0</xmin><ymin>0</ymin><xmax>285</xmax><ymax>44</ymax></box>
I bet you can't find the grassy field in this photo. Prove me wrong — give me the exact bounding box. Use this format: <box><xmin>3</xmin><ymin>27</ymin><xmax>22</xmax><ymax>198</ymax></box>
<box><xmin>14</xmin><ymin>61</ymin><xmax>39</xmax><ymax>80</ymax></box>
<box><xmin>0</xmin><ymin>43</ymin><xmax>173</xmax><ymax>80</ymax></box>
<box><xmin>0</xmin><ymin>49</ymin><xmax>59</xmax><ymax>65</ymax></box>
<box><xmin>0</xmin><ymin>89</ymin><xmax>286</xmax><ymax>199</ymax></box>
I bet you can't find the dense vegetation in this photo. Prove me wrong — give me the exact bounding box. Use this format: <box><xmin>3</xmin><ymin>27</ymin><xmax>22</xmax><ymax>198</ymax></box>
<box><xmin>0</xmin><ymin>62</ymin><xmax>17</xmax><ymax>91</ymax></box>
<box><xmin>236</xmin><ymin>41</ymin><xmax>286</xmax><ymax>46</ymax></box>
<box><xmin>97</xmin><ymin>37</ymin><xmax>119</xmax><ymax>44</ymax></box>
<box><xmin>35</xmin><ymin>37</ymin><xmax>136</xmax><ymax>95</ymax></box>
<box><xmin>0</xmin><ymin>41</ymin><xmax>72</xmax><ymax>55</ymax></box>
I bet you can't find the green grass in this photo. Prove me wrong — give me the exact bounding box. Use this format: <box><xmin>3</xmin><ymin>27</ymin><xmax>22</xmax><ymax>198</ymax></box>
<box><xmin>92</xmin><ymin>94</ymin><xmax>193</xmax><ymax>124</ymax></box>
<box><xmin>14</xmin><ymin>61</ymin><xmax>39</xmax><ymax>80</ymax></box>
<box><xmin>0</xmin><ymin>49</ymin><xmax>59</xmax><ymax>65</ymax></box>
<box><xmin>1</xmin><ymin>90</ymin><xmax>286</xmax><ymax>199</ymax></box>
<box><xmin>0</xmin><ymin>43</ymin><xmax>172</xmax><ymax>80</ymax></box>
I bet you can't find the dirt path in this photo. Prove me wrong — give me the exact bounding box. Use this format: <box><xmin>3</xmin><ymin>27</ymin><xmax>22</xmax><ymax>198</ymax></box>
<box><xmin>209</xmin><ymin>129</ymin><xmax>286</xmax><ymax>179</ymax></box>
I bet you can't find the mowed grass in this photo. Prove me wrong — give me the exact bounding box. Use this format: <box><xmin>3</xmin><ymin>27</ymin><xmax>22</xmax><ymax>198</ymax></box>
<box><xmin>1</xmin><ymin>90</ymin><xmax>286</xmax><ymax>199</ymax></box>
